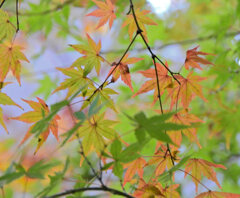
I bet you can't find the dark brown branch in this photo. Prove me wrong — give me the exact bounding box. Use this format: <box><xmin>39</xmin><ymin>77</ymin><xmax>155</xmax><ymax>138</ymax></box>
<box><xmin>16</xmin><ymin>0</ymin><xmax>19</xmax><ymax>33</ymax></box>
<box><xmin>44</xmin><ymin>186</ymin><xmax>135</xmax><ymax>198</ymax></box>
<box><xmin>71</xmin><ymin>31</ymin><xmax>139</xmax><ymax>106</ymax></box>
<box><xmin>0</xmin><ymin>0</ymin><xmax>6</xmax><ymax>8</ymax></box>
<box><xmin>128</xmin><ymin>0</ymin><xmax>178</xmax><ymax>167</ymax></box>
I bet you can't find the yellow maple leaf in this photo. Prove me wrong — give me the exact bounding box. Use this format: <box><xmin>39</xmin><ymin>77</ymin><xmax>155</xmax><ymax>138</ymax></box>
<box><xmin>0</xmin><ymin>9</ymin><xmax>16</xmax><ymax>40</ymax></box>
<box><xmin>122</xmin><ymin>9</ymin><xmax>157</xmax><ymax>41</ymax></box>
<box><xmin>69</xmin><ymin>34</ymin><xmax>104</xmax><ymax>75</ymax></box>
<box><xmin>0</xmin><ymin>82</ymin><xmax>22</xmax><ymax>133</ymax></box>
<box><xmin>52</xmin><ymin>66</ymin><xmax>94</xmax><ymax>98</ymax></box>
<box><xmin>0</xmin><ymin>42</ymin><xmax>29</xmax><ymax>85</ymax></box>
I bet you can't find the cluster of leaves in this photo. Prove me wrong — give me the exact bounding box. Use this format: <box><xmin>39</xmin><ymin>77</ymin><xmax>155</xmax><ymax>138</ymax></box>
<box><xmin>0</xmin><ymin>0</ymin><xmax>240</xmax><ymax>198</ymax></box>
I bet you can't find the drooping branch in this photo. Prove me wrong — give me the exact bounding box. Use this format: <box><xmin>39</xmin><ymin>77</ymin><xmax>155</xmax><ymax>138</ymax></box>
<box><xmin>0</xmin><ymin>0</ymin><xmax>6</xmax><ymax>8</ymax></box>
<box><xmin>69</xmin><ymin>31</ymin><xmax>139</xmax><ymax>106</ymax></box>
<box><xmin>44</xmin><ymin>186</ymin><xmax>135</xmax><ymax>198</ymax></box>
<box><xmin>128</xmin><ymin>0</ymin><xmax>179</xmax><ymax>167</ymax></box>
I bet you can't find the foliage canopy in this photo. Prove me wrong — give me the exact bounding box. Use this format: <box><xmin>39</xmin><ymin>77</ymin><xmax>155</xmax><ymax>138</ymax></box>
<box><xmin>0</xmin><ymin>0</ymin><xmax>240</xmax><ymax>197</ymax></box>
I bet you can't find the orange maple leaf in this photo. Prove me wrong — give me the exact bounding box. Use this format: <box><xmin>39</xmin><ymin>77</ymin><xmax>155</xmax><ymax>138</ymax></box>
<box><xmin>133</xmin><ymin>62</ymin><xmax>173</xmax><ymax>104</ymax></box>
<box><xmin>123</xmin><ymin>157</ymin><xmax>146</xmax><ymax>186</ymax></box>
<box><xmin>167</xmin><ymin>110</ymin><xmax>203</xmax><ymax>148</ymax></box>
<box><xmin>0</xmin><ymin>42</ymin><xmax>29</xmax><ymax>85</ymax></box>
<box><xmin>87</xmin><ymin>0</ymin><xmax>116</xmax><ymax>29</ymax></box>
<box><xmin>107</xmin><ymin>54</ymin><xmax>143</xmax><ymax>92</ymax></box>
<box><xmin>146</xmin><ymin>144</ymin><xmax>179</xmax><ymax>177</ymax></box>
<box><xmin>133</xmin><ymin>178</ymin><xmax>164</xmax><ymax>198</ymax></box>
<box><xmin>10</xmin><ymin>97</ymin><xmax>60</xmax><ymax>154</ymax></box>
<box><xmin>195</xmin><ymin>191</ymin><xmax>240</xmax><ymax>198</ymax></box>
<box><xmin>185</xmin><ymin>46</ymin><xmax>214</xmax><ymax>70</ymax></box>
<box><xmin>168</xmin><ymin>72</ymin><xmax>207</xmax><ymax>109</ymax></box>
<box><xmin>184</xmin><ymin>158</ymin><xmax>227</xmax><ymax>192</ymax></box>
<box><xmin>122</xmin><ymin>9</ymin><xmax>157</xmax><ymax>41</ymax></box>
<box><xmin>158</xmin><ymin>184</ymin><xmax>181</xmax><ymax>198</ymax></box>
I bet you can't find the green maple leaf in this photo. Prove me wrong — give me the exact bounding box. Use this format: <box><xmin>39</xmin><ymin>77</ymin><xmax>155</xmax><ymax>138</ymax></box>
<box><xmin>77</xmin><ymin>113</ymin><xmax>117</xmax><ymax>155</ymax></box>
<box><xmin>52</xmin><ymin>66</ymin><xmax>94</xmax><ymax>98</ymax></box>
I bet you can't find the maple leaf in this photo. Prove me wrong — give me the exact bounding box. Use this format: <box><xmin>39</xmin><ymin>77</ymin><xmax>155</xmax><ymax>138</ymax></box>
<box><xmin>77</xmin><ymin>113</ymin><xmax>117</xmax><ymax>156</ymax></box>
<box><xmin>168</xmin><ymin>72</ymin><xmax>207</xmax><ymax>109</ymax></box>
<box><xmin>158</xmin><ymin>184</ymin><xmax>181</xmax><ymax>198</ymax></box>
<box><xmin>52</xmin><ymin>67</ymin><xmax>94</xmax><ymax>98</ymax></box>
<box><xmin>133</xmin><ymin>62</ymin><xmax>172</xmax><ymax>104</ymax></box>
<box><xmin>184</xmin><ymin>158</ymin><xmax>227</xmax><ymax>192</ymax></box>
<box><xmin>87</xmin><ymin>0</ymin><xmax>116</xmax><ymax>29</ymax></box>
<box><xmin>134</xmin><ymin>178</ymin><xmax>164</xmax><ymax>198</ymax></box>
<box><xmin>122</xmin><ymin>9</ymin><xmax>157</xmax><ymax>41</ymax></box>
<box><xmin>0</xmin><ymin>82</ymin><xmax>22</xmax><ymax>133</ymax></box>
<box><xmin>167</xmin><ymin>110</ymin><xmax>203</xmax><ymax>148</ymax></box>
<box><xmin>123</xmin><ymin>157</ymin><xmax>146</xmax><ymax>186</ymax></box>
<box><xmin>10</xmin><ymin>97</ymin><xmax>60</xmax><ymax>154</ymax></box>
<box><xmin>0</xmin><ymin>42</ymin><xmax>29</xmax><ymax>85</ymax></box>
<box><xmin>69</xmin><ymin>34</ymin><xmax>104</xmax><ymax>75</ymax></box>
<box><xmin>146</xmin><ymin>144</ymin><xmax>179</xmax><ymax>176</ymax></box>
<box><xmin>107</xmin><ymin>54</ymin><xmax>143</xmax><ymax>92</ymax></box>
<box><xmin>0</xmin><ymin>9</ymin><xmax>16</xmax><ymax>40</ymax></box>
<box><xmin>81</xmin><ymin>84</ymin><xmax>118</xmax><ymax>112</ymax></box>
<box><xmin>195</xmin><ymin>191</ymin><xmax>240</xmax><ymax>198</ymax></box>
<box><xmin>185</xmin><ymin>46</ymin><xmax>214</xmax><ymax>70</ymax></box>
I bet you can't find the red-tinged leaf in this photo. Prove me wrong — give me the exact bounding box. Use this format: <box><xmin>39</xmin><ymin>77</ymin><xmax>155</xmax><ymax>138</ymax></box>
<box><xmin>158</xmin><ymin>184</ymin><xmax>181</xmax><ymax>198</ymax></box>
<box><xmin>10</xmin><ymin>97</ymin><xmax>60</xmax><ymax>153</ymax></box>
<box><xmin>133</xmin><ymin>179</ymin><xmax>164</xmax><ymax>198</ymax></box>
<box><xmin>107</xmin><ymin>54</ymin><xmax>143</xmax><ymax>92</ymax></box>
<box><xmin>69</xmin><ymin>34</ymin><xmax>104</xmax><ymax>75</ymax></box>
<box><xmin>87</xmin><ymin>0</ymin><xmax>116</xmax><ymax>29</ymax></box>
<box><xmin>185</xmin><ymin>46</ymin><xmax>214</xmax><ymax>70</ymax></box>
<box><xmin>184</xmin><ymin>158</ymin><xmax>227</xmax><ymax>192</ymax></box>
<box><xmin>123</xmin><ymin>157</ymin><xmax>146</xmax><ymax>186</ymax></box>
<box><xmin>122</xmin><ymin>9</ymin><xmax>157</xmax><ymax>41</ymax></box>
<box><xmin>196</xmin><ymin>191</ymin><xmax>240</xmax><ymax>198</ymax></box>
<box><xmin>168</xmin><ymin>72</ymin><xmax>207</xmax><ymax>109</ymax></box>
<box><xmin>146</xmin><ymin>144</ymin><xmax>179</xmax><ymax>177</ymax></box>
<box><xmin>133</xmin><ymin>62</ymin><xmax>172</xmax><ymax>104</ymax></box>
<box><xmin>167</xmin><ymin>110</ymin><xmax>203</xmax><ymax>148</ymax></box>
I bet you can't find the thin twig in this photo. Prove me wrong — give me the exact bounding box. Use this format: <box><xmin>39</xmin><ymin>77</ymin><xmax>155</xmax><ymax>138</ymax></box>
<box><xmin>16</xmin><ymin>0</ymin><xmax>19</xmax><ymax>33</ymax></box>
<box><xmin>71</xmin><ymin>32</ymin><xmax>139</xmax><ymax>106</ymax></box>
<box><xmin>128</xmin><ymin>0</ymin><xmax>177</xmax><ymax>167</ymax></box>
<box><xmin>178</xmin><ymin>169</ymin><xmax>211</xmax><ymax>191</ymax></box>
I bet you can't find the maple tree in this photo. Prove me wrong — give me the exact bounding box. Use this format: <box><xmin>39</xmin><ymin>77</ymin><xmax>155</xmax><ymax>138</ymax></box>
<box><xmin>0</xmin><ymin>0</ymin><xmax>240</xmax><ymax>198</ymax></box>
